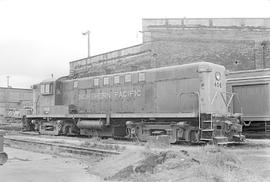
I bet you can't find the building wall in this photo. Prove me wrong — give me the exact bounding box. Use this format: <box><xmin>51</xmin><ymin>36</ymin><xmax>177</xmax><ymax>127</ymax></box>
<box><xmin>143</xmin><ymin>18</ymin><xmax>270</xmax><ymax>71</ymax></box>
<box><xmin>149</xmin><ymin>39</ymin><xmax>257</xmax><ymax>71</ymax></box>
<box><xmin>69</xmin><ymin>44</ymin><xmax>153</xmax><ymax>78</ymax></box>
<box><xmin>142</xmin><ymin>18</ymin><xmax>270</xmax><ymax>42</ymax></box>
<box><xmin>0</xmin><ymin>87</ymin><xmax>33</xmax><ymax>119</ymax></box>
<box><xmin>69</xmin><ymin>18</ymin><xmax>270</xmax><ymax>78</ymax></box>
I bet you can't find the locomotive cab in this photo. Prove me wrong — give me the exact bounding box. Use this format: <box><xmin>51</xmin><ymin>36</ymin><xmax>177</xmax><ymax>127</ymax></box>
<box><xmin>40</xmin><ymin>79</ymin><xmax>54</xmax><ymax>96</ymax></box>
<box><xmin>27</xmin><ymin>78</ymin><xmax>79</xmax><ymax>135</ymax></box>
<box><xmin>33</xmin><ymin>78</ymin><xmax>69</xmax><ymax>115</ymax></box>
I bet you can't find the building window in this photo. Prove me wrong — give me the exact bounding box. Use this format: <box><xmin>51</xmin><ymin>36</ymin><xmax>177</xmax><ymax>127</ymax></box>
<box><xmin>73</xmin><ymin>81</ymin><xmax>78</xmax><ymax>88</ymax></box>
<box><xmin>124</xmin><ymin>74</ymin><xmax>131</xmax><ymax>83</ymax></box>
<box><xmin>114</xmin><ymin>75</ymin><xmax>120</xmax><ymax>84</ymax></box>
<box><xmin>94</xmin><ymin>78</ymin><xmax>99</xmax><ymax>86</ymax></box>
<box><xmin>138</xmin><ymin>72</ymin><xmax>145</xmax><ymax>82</ymax></box>
<box><xmin>103</xmin><ymin>77</ymin><xmax>109</xmax><ymax>85</ymax></box>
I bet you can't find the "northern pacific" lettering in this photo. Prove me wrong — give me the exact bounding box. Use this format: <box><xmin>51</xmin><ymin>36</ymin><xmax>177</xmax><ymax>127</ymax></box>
<box><xmin>91</xmin><ymin>89</ymin><xmax>142</xmax><ymax>100</ymax></box>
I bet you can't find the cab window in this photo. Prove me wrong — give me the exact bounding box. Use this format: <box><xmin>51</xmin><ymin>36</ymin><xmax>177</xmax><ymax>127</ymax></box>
<box><xmin>40</xmin><ymin>83</ymin><xmax>53</xmax><ymax>95</ymax></box>
<box><xmin>40</xmin><ymin>84</ymin><xmax>45</xmax><ymax>93</ymax></box>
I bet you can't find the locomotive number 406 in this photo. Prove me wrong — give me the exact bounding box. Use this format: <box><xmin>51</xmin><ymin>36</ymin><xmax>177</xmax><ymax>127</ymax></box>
<box><xmin>215</xmin><ymin>81</ymin><xmax>222</xmax><ymax>88</ymax></box>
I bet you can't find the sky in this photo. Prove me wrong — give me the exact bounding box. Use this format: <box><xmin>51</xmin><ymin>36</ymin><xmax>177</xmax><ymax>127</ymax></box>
<box><xmin>0</xmin><ymin>0</ymin><xmax>270</xmax><ymax>88</ymax></box>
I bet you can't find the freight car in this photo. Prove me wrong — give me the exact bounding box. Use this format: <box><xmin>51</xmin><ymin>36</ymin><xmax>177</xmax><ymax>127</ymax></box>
<box><xmin>23</xmin><ymin>62</ymin><xmax>244</xmax><ymax>144</ymax></box>
<box><xmin>227</xmin><ymin>69</ymin><xmax>270</xmax><ymax>138</ymax></box>
<box><xmin>0</xmin><ymin>131</ymin><xmax>8</xmax><ymax>165</ymax></box>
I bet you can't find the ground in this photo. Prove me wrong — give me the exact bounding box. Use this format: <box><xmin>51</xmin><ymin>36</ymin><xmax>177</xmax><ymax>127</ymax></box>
<box><xmin>1</xmin><ymin>131</ymin><xmax>270</xmax><ymax>182</ymax></box>
<box><xmin>87</xmin><ymin>139</ymin><xmax>270</xmax><ymax>182</ymax></box>
<box><xmin>0</xmin><ymin>147</ymin><xmax>103</xmax><ymax>182</ymax></box>
<box><xmin>234</xmin><ymin>140</ymin><xmax>270</xmax><ymax>179</ymax></box>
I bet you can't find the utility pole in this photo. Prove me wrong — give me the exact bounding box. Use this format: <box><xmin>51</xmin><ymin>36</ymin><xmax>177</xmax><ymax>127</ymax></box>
<box><xmin>5</xmin><ymin>76</ymin><xmax>10</xmax><ymax>119</ymax></box>
<box><xmin>6</xmin><ymin>76</ymin><xmax>10</xmax><ymax>88</ymax></box>
<box><xmin>82</xmin><ymin>30</ymin><xmax>91</xmax><ymax>57</ymax></box>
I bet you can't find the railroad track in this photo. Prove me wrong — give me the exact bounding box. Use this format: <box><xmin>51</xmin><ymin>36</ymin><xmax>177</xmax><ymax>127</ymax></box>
<box><xmin>4</xmin><ymin>137</ymin><xmax>121</xmax><ymax>156</ymax></box>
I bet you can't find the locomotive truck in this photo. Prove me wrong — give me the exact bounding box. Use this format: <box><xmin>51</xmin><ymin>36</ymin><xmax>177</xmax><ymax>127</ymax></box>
<box><xmin>23</xmin><ymin>62</ymin><xmax>244</xmax><ymax>144</ymax></box>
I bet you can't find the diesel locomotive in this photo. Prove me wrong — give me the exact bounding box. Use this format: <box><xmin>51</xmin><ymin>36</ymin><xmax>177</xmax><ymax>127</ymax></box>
<box><xmin>23</xmin><ymin>62</ymin><xmax>244</xmax><ymax>144</ymax></box>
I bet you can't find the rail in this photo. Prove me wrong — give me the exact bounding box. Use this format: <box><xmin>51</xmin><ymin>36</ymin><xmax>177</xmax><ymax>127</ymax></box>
<box><xmin>4</xmin><ymin>137</ymin><xmax>120</xmax><ymax>156</ymax></box>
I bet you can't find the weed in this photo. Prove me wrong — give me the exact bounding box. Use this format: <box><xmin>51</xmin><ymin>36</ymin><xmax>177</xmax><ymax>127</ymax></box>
<box><xmin>192</xmin><ymin>145</ymin><xmax>264</xmax><ymax>182</ymax></box>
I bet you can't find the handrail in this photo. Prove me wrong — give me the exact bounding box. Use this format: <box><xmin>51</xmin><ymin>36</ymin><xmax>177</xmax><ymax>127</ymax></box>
<box><xmin>211</xmin><ymin>91</ymin><xmax>243</xmax><ymax>114</ymax></box>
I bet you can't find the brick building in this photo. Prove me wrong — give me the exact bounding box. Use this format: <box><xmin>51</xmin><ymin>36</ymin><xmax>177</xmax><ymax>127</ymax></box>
<box><xmin>70</xmin><ymin>18</ymin><xmax>270</xmax><ymax>78</ymax></box>
<box><xmin>0</xmin><ymin>87</ymin><xmax>32</xmax><ymax>120</ymax></box>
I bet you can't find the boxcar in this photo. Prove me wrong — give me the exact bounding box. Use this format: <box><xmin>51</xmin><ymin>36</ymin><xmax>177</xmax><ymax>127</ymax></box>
<box><xmin>227</xmin><ymin>69</ymin><xmax>270</xmax><ymax>138</ymax></box>
<box><xmin>24</xmin><ymin>62</ymin><xmax>244</xmax><ymax>144</ymax></box>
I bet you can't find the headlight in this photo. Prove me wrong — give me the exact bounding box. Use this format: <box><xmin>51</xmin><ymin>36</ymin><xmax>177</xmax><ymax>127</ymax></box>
<box><xmin>215</xmin><ymin>72</ymin><xmax>221</xmax><ymax>81</ymax></box>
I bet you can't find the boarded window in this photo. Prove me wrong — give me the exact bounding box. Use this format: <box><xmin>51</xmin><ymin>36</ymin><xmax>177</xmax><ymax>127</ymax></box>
<box><xmin>138</xmin><ymin>72</ymin><xmax>145</xmax><ymax>82</ymax></box>
<box><xmin>103</xmin><ymin>77</ymin><xmax>109</xmax><ymax>85</ymax></box>
<box><xmin>94</xmin><ymin>78</ymin><xmax>99</xmax><ymax>86</ymax></box>
<box><xmin>114</xmin><ymin>76</ymin><xmax>120</xmax><ymax>84</ymax></box>
<box><xmin>125</xmin><ymin>74</ymin><xmax>131</xmax><ymax>83</ymax></box>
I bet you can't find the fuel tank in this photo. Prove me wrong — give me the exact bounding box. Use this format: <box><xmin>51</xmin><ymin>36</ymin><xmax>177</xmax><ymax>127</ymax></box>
<box><xmin>76</xmin><ymin>120</ymin><xmax>105</xmax><ymax>130</ymax></box>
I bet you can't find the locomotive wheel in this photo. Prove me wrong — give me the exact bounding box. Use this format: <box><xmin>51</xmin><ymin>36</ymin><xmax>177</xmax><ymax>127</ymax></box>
<box><xmin>189</xmin><ymin>130</ymin><xmax>200</xmax><ymax>143</ymax></box>
<box><xmin>64</xmin><ymin>126</ymin><xmax>70</xmax><ymax>135</ymax></box>
<box><xmin>63</xmin><ymin>124</ymin><xmax>75</xmax><ymax>135</ymax></box>
<box><xmin>62</xmin><ymin>124</ymin><xmax>79</xmax><ymax>136</ymax></box>
<box><xmin>0</xmin><ymin>152</ymin><xmax>8</xmax><ymax>165</ymax></box>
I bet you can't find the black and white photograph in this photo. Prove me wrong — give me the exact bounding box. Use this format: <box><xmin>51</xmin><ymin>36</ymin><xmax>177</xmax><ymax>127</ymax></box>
<box><xmin>0</xmin><ymin>0</ymin><xmax>270</xmax><ymax>181</ymax></box>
